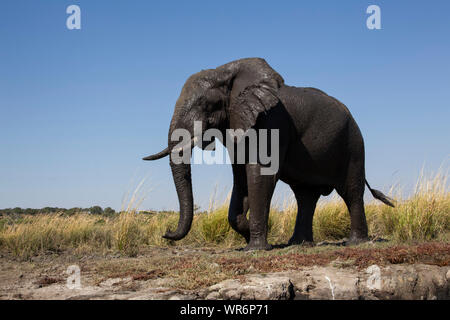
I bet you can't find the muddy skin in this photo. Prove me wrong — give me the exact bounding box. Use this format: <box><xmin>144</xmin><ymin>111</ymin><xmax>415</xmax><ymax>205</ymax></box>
<box><xmin>143</xmin><ymin>58</ymin><xmax>394</xmax><ymax>249</ymax></box>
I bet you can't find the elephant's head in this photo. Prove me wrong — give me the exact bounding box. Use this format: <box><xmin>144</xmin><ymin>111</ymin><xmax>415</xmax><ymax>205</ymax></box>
<box><xmin>143</xmin><ymin>58</ymin><xmax>284</xmax><ymax>240</ymax></box>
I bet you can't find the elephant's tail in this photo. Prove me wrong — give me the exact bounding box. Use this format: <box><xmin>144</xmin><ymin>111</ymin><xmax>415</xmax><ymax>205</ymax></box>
<box><xmin>365</xmin><ymin>179</ymin><xmax>395</xmax><ymax>207</ymax></box>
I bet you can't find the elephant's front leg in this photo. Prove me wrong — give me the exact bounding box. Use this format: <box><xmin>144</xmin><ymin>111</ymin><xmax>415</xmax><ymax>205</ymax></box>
<box><xmin>228</xmin><ymin>164</ymin><xmax>250</xmax><ymax>242</ymax></box>
<box><xmin>244</xmin><ymin>163</ymin><xmax>277</xmax><ymax>251</ymax></box>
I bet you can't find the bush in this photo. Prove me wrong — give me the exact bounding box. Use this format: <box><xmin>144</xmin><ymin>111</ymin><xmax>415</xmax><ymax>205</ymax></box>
<box><xmin>89</xmin><ymin>206</ymin><xmax>103</xmax><ymax>215</ymax></box>
<box><xmin>103</xmin><ymin>207</ymin><xmax>116</xmax><ymax>216</ymax></box>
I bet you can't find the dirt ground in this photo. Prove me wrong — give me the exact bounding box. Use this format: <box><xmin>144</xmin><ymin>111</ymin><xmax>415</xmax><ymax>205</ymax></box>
<box><xmin>0</xmin><ymin>242</ymin><xmax>449</xmax><ymax>300</ymax></box>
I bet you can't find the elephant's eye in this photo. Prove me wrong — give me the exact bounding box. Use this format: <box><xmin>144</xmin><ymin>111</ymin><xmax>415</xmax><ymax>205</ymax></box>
<box><xmin>205</xmin><ymin>103</ymin><xmax>217</xmax><ymax>112</ymax></box>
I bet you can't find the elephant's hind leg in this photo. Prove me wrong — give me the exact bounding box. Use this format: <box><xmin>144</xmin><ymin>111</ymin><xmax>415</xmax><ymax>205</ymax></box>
<box><xmin>288</xmin><ymin>186</ymin><xmax>320</xmax><ymax>246</ymax></box>
<box><xmin>228</xmin><ymin>164</ymin><xmax>250</xmax><ymax>242</ymax></box>
<box><xmin>336</xmin><ymin>161</ymin><xmax>369</xmax><ymax>244</ymax></box>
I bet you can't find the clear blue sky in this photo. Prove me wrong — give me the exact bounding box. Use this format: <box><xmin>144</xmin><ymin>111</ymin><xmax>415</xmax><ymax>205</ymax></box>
<box><xmin>1</xmin><ymin>1</ymin><xmax>449</xmax><ymax>211</ymax></box>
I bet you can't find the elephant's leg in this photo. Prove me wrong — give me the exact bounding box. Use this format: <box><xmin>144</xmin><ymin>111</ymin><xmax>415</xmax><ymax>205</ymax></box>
<box><xmin>288</xmin><ymin>186</ymin><xmax>320</xmax><ymax>246</ymax></box>
<box><xmin>228</xmin><ymin>164</ymin><xmax>250</xmax><ymax>242</ymax></box>
<box><xmin>337</xmin><ymin>161</ymin><xmax>369</xmax><ymax>244</ymax></box>
<box><xmin>244</xmin><ymin>163</ymin><xmax>277</xmax><ymax>251</ymax></box>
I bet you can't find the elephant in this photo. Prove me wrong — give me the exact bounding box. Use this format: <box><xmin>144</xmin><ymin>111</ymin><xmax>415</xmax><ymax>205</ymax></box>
<box><xmin>143</xmin><ymin>58</ymin><xmax>394</xmax><ymax>251</ymax></box>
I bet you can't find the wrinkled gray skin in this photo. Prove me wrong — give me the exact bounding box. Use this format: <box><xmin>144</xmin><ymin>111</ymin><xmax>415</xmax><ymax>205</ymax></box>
<box><xmin>143</xmin><ymin>58</ymin><xmax>394</xmax><ymax>251</ymax></box>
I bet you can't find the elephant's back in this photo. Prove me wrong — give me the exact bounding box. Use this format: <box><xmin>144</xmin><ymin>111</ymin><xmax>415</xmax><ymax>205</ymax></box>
<box><xmin>278</xmin><ymin>85</ymin><xmax>364</xmax><ymax>181</ymax></box>
<box><xmin>279</xmin><ymin>85</ymin><xmax>353</xmax><ymax>126</ymax></box>
<box><xmin>279</xmin><ymin>85</ymin><xmax>356</xmax><ymax>136</ymax></box>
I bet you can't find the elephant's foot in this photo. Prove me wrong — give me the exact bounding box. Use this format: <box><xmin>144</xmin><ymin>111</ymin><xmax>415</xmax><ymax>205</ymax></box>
<box><xmin>230</xmin><ymin>217</ymin><xmax>250</xmax><ymax>243</ymax></box>
<box><xmin>287</xmin><ymin>238</ymin><xmax>315</xmax><ymax>247</ymax></box>
<box><xmin>288</xmin><ymin>234</ymin><xmax>315</xmax><ymax>247</ymax></box>
<box><xmin>242</xmin><ymin>233</ymin><xmax>250</xmax><ymax>244</ymax></box>
<box><xmin>242</xmin><ymin>239</ymin><xmax>273</xmax><ymax>251</ymax></box>
<box><xmin>346</xmin><ymin>235</ymin><xmax>369</xmax><ymax>246</ymax></box>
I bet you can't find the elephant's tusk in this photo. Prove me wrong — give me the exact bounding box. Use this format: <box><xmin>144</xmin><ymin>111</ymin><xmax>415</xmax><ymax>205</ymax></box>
<box><xmin>143</xmin><ymin>137</ymin><xmax>199</xmax><ymax>161</ymax></box>
<box><xmin>142</xmin><ymin>147</ymin><xmax>170</xmax><ymax>160</ymax></box>
<box><xmin>171</xmin><ymin>136</ymin><xmax>199</xmax><ymax>153</ymax></box>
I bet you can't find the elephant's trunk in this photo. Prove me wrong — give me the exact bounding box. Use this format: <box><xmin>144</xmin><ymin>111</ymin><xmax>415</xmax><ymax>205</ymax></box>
<box><xmin>158</xmin><ymin>96</ymin><xmax>199</xmax><ymax>240</ymax></box>
<box><xmin>163</xmin><ymin>161</ymin><xmax>193</xmax><ymax>240</ymax></box>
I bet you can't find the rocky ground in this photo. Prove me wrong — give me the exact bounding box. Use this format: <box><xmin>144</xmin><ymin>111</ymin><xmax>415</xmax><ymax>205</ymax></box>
<box><xmin>0</xmin><ymin>242</ymin><xmax>449</xmax><ymax>300</ymax></box>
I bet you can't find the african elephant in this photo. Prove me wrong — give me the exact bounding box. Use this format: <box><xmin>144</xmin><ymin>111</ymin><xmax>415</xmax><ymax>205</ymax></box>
<box><xmin>143</xmin><ymin>58</ymin><xmax>394</xmax><ymax>251</ymax></box>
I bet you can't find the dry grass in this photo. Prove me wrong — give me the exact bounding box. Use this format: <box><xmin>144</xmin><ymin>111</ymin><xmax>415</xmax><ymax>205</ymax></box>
<box><xmin>0</xmin><ymin>169</ymin><xmax>448</xmax><ymax>259</ymax></box>
<box><xmin>0</xmin><ymin>214</ymin><xmax>114</xmax><ymax>258</ymax></box>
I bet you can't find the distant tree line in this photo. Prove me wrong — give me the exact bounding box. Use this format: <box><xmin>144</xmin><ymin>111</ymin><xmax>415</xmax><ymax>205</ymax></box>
<box><xmin>0</xmin><ymin>206</ymin><xmax>117</xmax><ymax>217</ymax></box>
<box><xmin>0</xmin><ymin>205</ymin><xmax>203</xmax><ymax>217</ymax></box>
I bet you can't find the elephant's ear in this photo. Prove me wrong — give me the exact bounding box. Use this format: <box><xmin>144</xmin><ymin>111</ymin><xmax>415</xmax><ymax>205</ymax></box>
<box><xmin>227</xmin><ymin>59</ymin><xmax>284</xmax><ymax>133</ymax></box>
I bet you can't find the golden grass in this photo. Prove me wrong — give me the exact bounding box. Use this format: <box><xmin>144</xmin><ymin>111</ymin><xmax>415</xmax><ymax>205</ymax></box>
<box><xmin>0</xmin><ymin>169</ymin><xmax>448</xmax><ymax>259</ymax></box>
<box><xmin>0</xmin><ymin>214</ymin><xmax>114</xmax><ymax>258</ymax></box>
